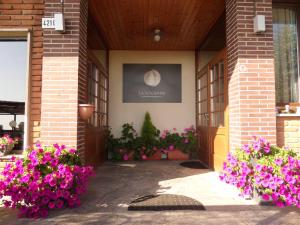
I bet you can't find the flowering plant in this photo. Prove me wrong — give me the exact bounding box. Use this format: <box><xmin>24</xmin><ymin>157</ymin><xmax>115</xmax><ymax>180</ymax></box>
<box><xmin>0</xmin><ymin>134</ymin><xmax>19</xmax><ymax>155</ymax></box>
<box><xmin>220</xmin><ymin>137</ymin><xmax>300</xmax><ymax>208</ymax></box>
<box><xmin>0</xmin><ymin>143</ymin><xmax>94</xmax><ymax>218</ymax></box>
<box><xmin>107</xmin><ymin>122</ymin><xmax>198</xmax><ymax>161</ymax></box>
<box><xmin>159</xmin><ymin>126</ymin><xmax>197</xmax><ymax>154</ymax></box>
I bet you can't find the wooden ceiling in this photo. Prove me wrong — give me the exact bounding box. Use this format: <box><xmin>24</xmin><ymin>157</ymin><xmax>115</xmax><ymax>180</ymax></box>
<box><xmin>89</xmin><ymin>0</ymin><xmax>225</xmax><ymax>50</ymax></box>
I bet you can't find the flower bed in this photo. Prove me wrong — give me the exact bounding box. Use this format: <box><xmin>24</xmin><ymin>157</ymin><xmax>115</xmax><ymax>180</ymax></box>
<box><xmin>220</xmin><ymin>137</ymin><xmax>300</xmax><ymax>208</ymax></box>
<box><xmin>108</xmin><ymin>124</ymin><xmax>197</xmax><ymax>161</ymax></box>
<box><xmin>0</xmin><ymin>143</ymin><xmax>94</xmax><ymax>218</ymax></box>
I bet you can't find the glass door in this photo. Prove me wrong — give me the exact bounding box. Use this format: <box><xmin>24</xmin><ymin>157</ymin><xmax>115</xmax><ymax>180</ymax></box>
<box><xmin>196</xmin><ymin>49</ymin><xmax>228</xmax><ymax>170</ymax></box>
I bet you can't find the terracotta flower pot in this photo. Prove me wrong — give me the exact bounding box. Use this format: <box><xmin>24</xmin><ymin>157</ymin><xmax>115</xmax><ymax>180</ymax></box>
<box><xmin>128</xmin><ymin>151</ymin><xmax>134</xmax><ymax>160</ymax></box>
<box><xmin>147</xmin><ymin>151</ymin><xmax>161</xmax><ymax>160</ymax></box>
<box><xmin>79</xmin><ymin>104</ymin><xmax>95</xmax><ymax>120</ymax></box>
<box><xmin>167</xmin><ymin>149</ymin><xmax>189</xmax><ymax>160</ymax></box>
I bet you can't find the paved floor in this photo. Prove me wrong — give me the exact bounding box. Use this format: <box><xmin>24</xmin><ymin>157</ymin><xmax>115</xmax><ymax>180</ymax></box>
<box><xmin>0</xmin><ymin>161</ymin><xmax>300</xmax><ymax>225</ymax></box>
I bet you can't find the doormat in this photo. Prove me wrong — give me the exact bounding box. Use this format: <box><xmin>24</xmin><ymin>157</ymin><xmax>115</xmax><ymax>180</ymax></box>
<box><xmin>128</xmin><ymin>194</ymin><xmax>206</xmax><ymax>211</ymax></box>
<box><xmin>180</xmin><ymin>161</ymin><xmax>207</xmax><ymax>169</ymax></box>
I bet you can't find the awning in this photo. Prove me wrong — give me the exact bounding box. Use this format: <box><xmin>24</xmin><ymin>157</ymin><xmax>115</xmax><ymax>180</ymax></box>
<box><xmin>0</xmin><ymin>100</ymin><xmax>25</xmax><ymax>115</ymax></box>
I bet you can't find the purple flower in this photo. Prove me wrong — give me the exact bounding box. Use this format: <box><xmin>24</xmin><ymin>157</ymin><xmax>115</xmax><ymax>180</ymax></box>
<box><xmin>264</xmin><ymin>143</ymin><xmax>271</xmax><ymax>153</ymax></box>
<box><xmin>56</xmin><ymin>199</ymin><xmax>64</xmax><ymax>209</ymax></box>
<box><xmin>42</xmin><ymin>197</ymin><xmax>50</xmax><ymax>205</ymax></box>
<box><xmin>48</xmin><ymin>201</ymin><xmax>55</xmax><ymax>209</ymax></box>
<box><xmin>69</xmin><ymin>148</ymin><xmax>76</xmax><ymax>154</ymax></box>
<box><xmin>21</xmin><ymin>175</ymin><xmax>30</xmax><ymax>183</ymax></box>
<box><xmin>50</xmin><ymin>158</ymin><xmax>59</xmax><ymax>167</ymax></box>
<box><xmin>275</xmin><ymin>158</ymin><xmax>283</xmax><ymax>166</ymax></box>
<box><xmin>262</xmin><ymin>194</ymin><xmax>270</xmax><ymax>201</ymax></box>
<box><xmin>49</xmin><ymin>179</ymin><xmax>56</xmax><ymax>187</ymax></box>
<box><xmin>123</xmin><ymin>154</ymin><xmax>129</xmax><ymax>161</ymax></box>
<box><xmin>0</xmin><ymin>144</ymin><xmax>93</xmax><ymax>218</ymax></box>
<box><xmin>255</xmin><ymin>164</ymin><xmax>263</xmax><ymax>172</ymax></box>
<box><xmin>169</xmin><ymin>145</ymin><xmax>174</xmax><ymax>151</ymax></box>
<box><xmin>60</xmin><ymin>181</ymin><xmax>68</xmax><ymax>189</ymax></box>
<box><xmin>242</xmin><ymin>144</ymin><xmax>251</xmax><ymax>154</ymax></box>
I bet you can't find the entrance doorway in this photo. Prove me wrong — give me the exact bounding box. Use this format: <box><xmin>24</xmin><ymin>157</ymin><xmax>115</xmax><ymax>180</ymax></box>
<box><xmin>86</xmin><ymin>0</ymin><xmax>226</xmax><ymax>167</ymax></box>
<box><xmin>197</xmin><ymin>49</ymin><xmax>228</xmax><ymax>170</ymax></box>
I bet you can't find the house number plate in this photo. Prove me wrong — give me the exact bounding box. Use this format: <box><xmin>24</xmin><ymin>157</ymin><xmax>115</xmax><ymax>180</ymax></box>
<box><xmin>42</xmin><ymin>18</ymin><xmax>56</xmax><ymax>29</ymax></box>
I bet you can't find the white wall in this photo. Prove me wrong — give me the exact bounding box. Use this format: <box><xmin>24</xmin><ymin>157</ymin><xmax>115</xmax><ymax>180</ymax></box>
<box><xmin>109</xmin><ymin>50</ymin><xmax>196</xmax><ymax>137</ymax></box>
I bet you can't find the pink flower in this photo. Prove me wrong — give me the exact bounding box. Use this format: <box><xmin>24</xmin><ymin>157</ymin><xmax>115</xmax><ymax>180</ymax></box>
<box><xmin>168</xmin><ymin>145</ymin><xmax>174</xmax><ymax>151</ymax></box>
<box><xmin>0</xmin><ymin>143</ymin><xmax>93</xmax><ymax>218</ymax></box>
<box><xmin>56</xmin><ymin>199</ymin><xmax>64</xmax><ymax>209</ymax></box>
<box><xmin>48</xmin><ymin>201</ymin><xmax>55</xmax><ymax>209</ymax></box>
<box><xmin>49</xmin><ymin>179</ymin><xmax>56</xmax><ymax>187</ymax></box>
<box><xmin>142</xmin><ymin>154</ymin><xmax>147</xmax><ymax>160</ymax></box>
<box><xmin>69</xmin><ymin>148</ymin><xmax>76</xmax><ymax>154</ymax></box>
<box><xmin>262</xmin><ymin>194</ymin><xmax>270</xmax><ymax>201</ymax></box>
<box><xmin>275</xmin><ymin>158</ymin><xmax>283</xmax><ymax>166</ymax></box>
<box><xmin>42</xmin><ymin>197</ymin><xmax>50</xmax><ymax>205</ymax></box>
<box><xmin>123</xmin><ymin>154</ymin><xmax>129</xmax><ymax>161</ymax></box>
<box><xmin>21</xmin><ymin>175</ymin><xmax>30</xmax><ymax>183</ymax></box>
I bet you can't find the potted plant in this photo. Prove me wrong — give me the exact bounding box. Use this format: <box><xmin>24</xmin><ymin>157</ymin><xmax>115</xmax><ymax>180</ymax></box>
<box><xmin>0</xmin><ymin>134</ymin><xmax>18</xmax><ymax>156</ymax></box>
<box><xmin>220</xmin><ymin>137</ymin><xmax>300</xmax><ymax>208</ymax></box>
<box><xmin>141</xmin><ymin>112</ymin><xmax>161</xmax><ymax>160</ymax></box>
<box><xmin>158</xmin><ymin>126</ymin><xmax>197</xmax><ymax>160</ymax></box>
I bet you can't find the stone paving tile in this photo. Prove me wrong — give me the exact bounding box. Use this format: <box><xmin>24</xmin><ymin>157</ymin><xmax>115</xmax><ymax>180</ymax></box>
<box><xmin>0</xmin><ymin>161</ymin><xmax>300</xmax><ymax>225</ymax></box>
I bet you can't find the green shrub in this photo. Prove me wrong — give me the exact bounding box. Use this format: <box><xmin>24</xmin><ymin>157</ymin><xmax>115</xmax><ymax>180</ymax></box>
<box><xmin>141</xmin><ymin>112</ymin><xmax>160</xmax><ymax>148</ymax></box>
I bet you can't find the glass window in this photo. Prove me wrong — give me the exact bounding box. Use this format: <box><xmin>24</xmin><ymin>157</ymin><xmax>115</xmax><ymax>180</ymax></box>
<box><xmin>88</xmin><ymin>62</ymin><xmax>108</xmax><ymax>128</ymax></box>
<box><xmin>273</xmin><ymin>7</ymin><xmax>299</xmax><ymax>103</ymax></box>
<box><xmin>0</xmin><ymin>39</ymin><xmax>28</xmax><ymax>150</ymax></box>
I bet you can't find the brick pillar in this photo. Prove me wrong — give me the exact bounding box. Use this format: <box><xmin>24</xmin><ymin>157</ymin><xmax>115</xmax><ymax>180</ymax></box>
<box><xmin>226</xmin><ymin>0</ymin><xmax>276</xmax><ymax>150</ymax></box>
<box><xmin>0</xmin><ymin>1</ymin><xmax>45</xmax><ymax>145</ymax></box>
<box><xmin>41</xmin><ymin>0</ymin><xmax>88</xmax><ymax>157</ymax></box>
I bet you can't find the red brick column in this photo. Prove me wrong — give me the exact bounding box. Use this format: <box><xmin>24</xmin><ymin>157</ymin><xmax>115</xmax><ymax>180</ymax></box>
<box><xmin>0</xmin><ymin>0</ymin><xmax>44</xmax><ymax>145</ymax></box>
<box><xmin>226</xmin><ymin>0</ymin><xmax>276</xmax><ymax>149</ymax></box>
<box><xmin>41</xmin><ymin>0</ymin><xmax>88</xmax><ymax>157</ymax></box>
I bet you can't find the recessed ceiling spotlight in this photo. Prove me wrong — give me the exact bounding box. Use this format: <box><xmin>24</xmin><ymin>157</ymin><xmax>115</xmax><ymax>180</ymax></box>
<box><xmin>154</xmin><ymin>29</ymin><xmax>161</xmax><ymax>42</ymax></box>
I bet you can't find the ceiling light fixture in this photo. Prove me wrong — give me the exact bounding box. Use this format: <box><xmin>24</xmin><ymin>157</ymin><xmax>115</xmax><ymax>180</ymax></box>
<box><xmin>154</xmin><ymin>29</ymin><xmax>161</xmax><ymax>42</ymax></box>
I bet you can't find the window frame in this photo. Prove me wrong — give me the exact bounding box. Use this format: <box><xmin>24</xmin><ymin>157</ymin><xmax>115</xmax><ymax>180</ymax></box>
<box><xmin>87</xmin><ymin>50</ymin><xmax>109</xmax><ymax>128</ymax></box>
<box><xmin>273</xmin><ymin>1</ymin><xmax>300</xmax><ymax>106</ymax></box>
<box><xmin>0</xmin><ymin>28</ymin><xmax>32</xmax><ymax>149</ymax></box>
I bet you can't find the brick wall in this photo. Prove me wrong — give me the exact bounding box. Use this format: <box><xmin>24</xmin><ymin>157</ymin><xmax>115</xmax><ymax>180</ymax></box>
<box><xmin>226</xmin><ymin>0</ymin><xmax>276</xmax><ymax>150</ymax></box>
<box><xmin>0</xmin><ymin>0</ymin><xmax>44</xmax><ymax>144</ymax></box>
<box><xmin>41</xmin><ymin>0</ymin><xmax>88</xmax><ymax>158</ymax></box>
<box><xmin>277</xmin><ymin>117</ymin><xmax>300</xmax><ymax>153</ymax></box>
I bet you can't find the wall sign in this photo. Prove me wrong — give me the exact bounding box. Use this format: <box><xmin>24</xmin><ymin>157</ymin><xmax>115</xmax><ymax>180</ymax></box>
<box><xmin>42</xmin><ymin>13</ymin><xmax>65</xmax><ymax>31</ymax></box>
<box><xmin>123</xmin><ymin>64</ymin><xmax>182</xmax><ymax>103</ymax></box>
<box><xmin>42</xmin><ymin>18</ymin><xmax>56</xmax><ymax>29</ymax></box>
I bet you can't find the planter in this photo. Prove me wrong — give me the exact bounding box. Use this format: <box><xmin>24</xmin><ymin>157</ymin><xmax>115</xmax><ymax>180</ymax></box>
<box><xmin>147</xmin><ymin>151</ymin><xmax>161</xmax><ymax>160</ymax></box>
<box><xmin>167</xmin><ymin>149</ymin><xmax>189</xmax><ymax>160</ymax></box>
<box><xmin>0</xmin><ymin>145</ymin><xmax>14</xmax><ymax>156</ymax></box>
<box><xmin>253</xmin><ymin>189</ymin><xmax>274</xmax><ymax>206</ymax></box>
<box><xmin>79</xmin><ymin>104</ymin><xmax>95</xmax><ymax>120</ymax></box>
<box><xmin>128</xmin><ymin>151</ymin><xmax>134</xmax><ymax>160</ymax></box>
